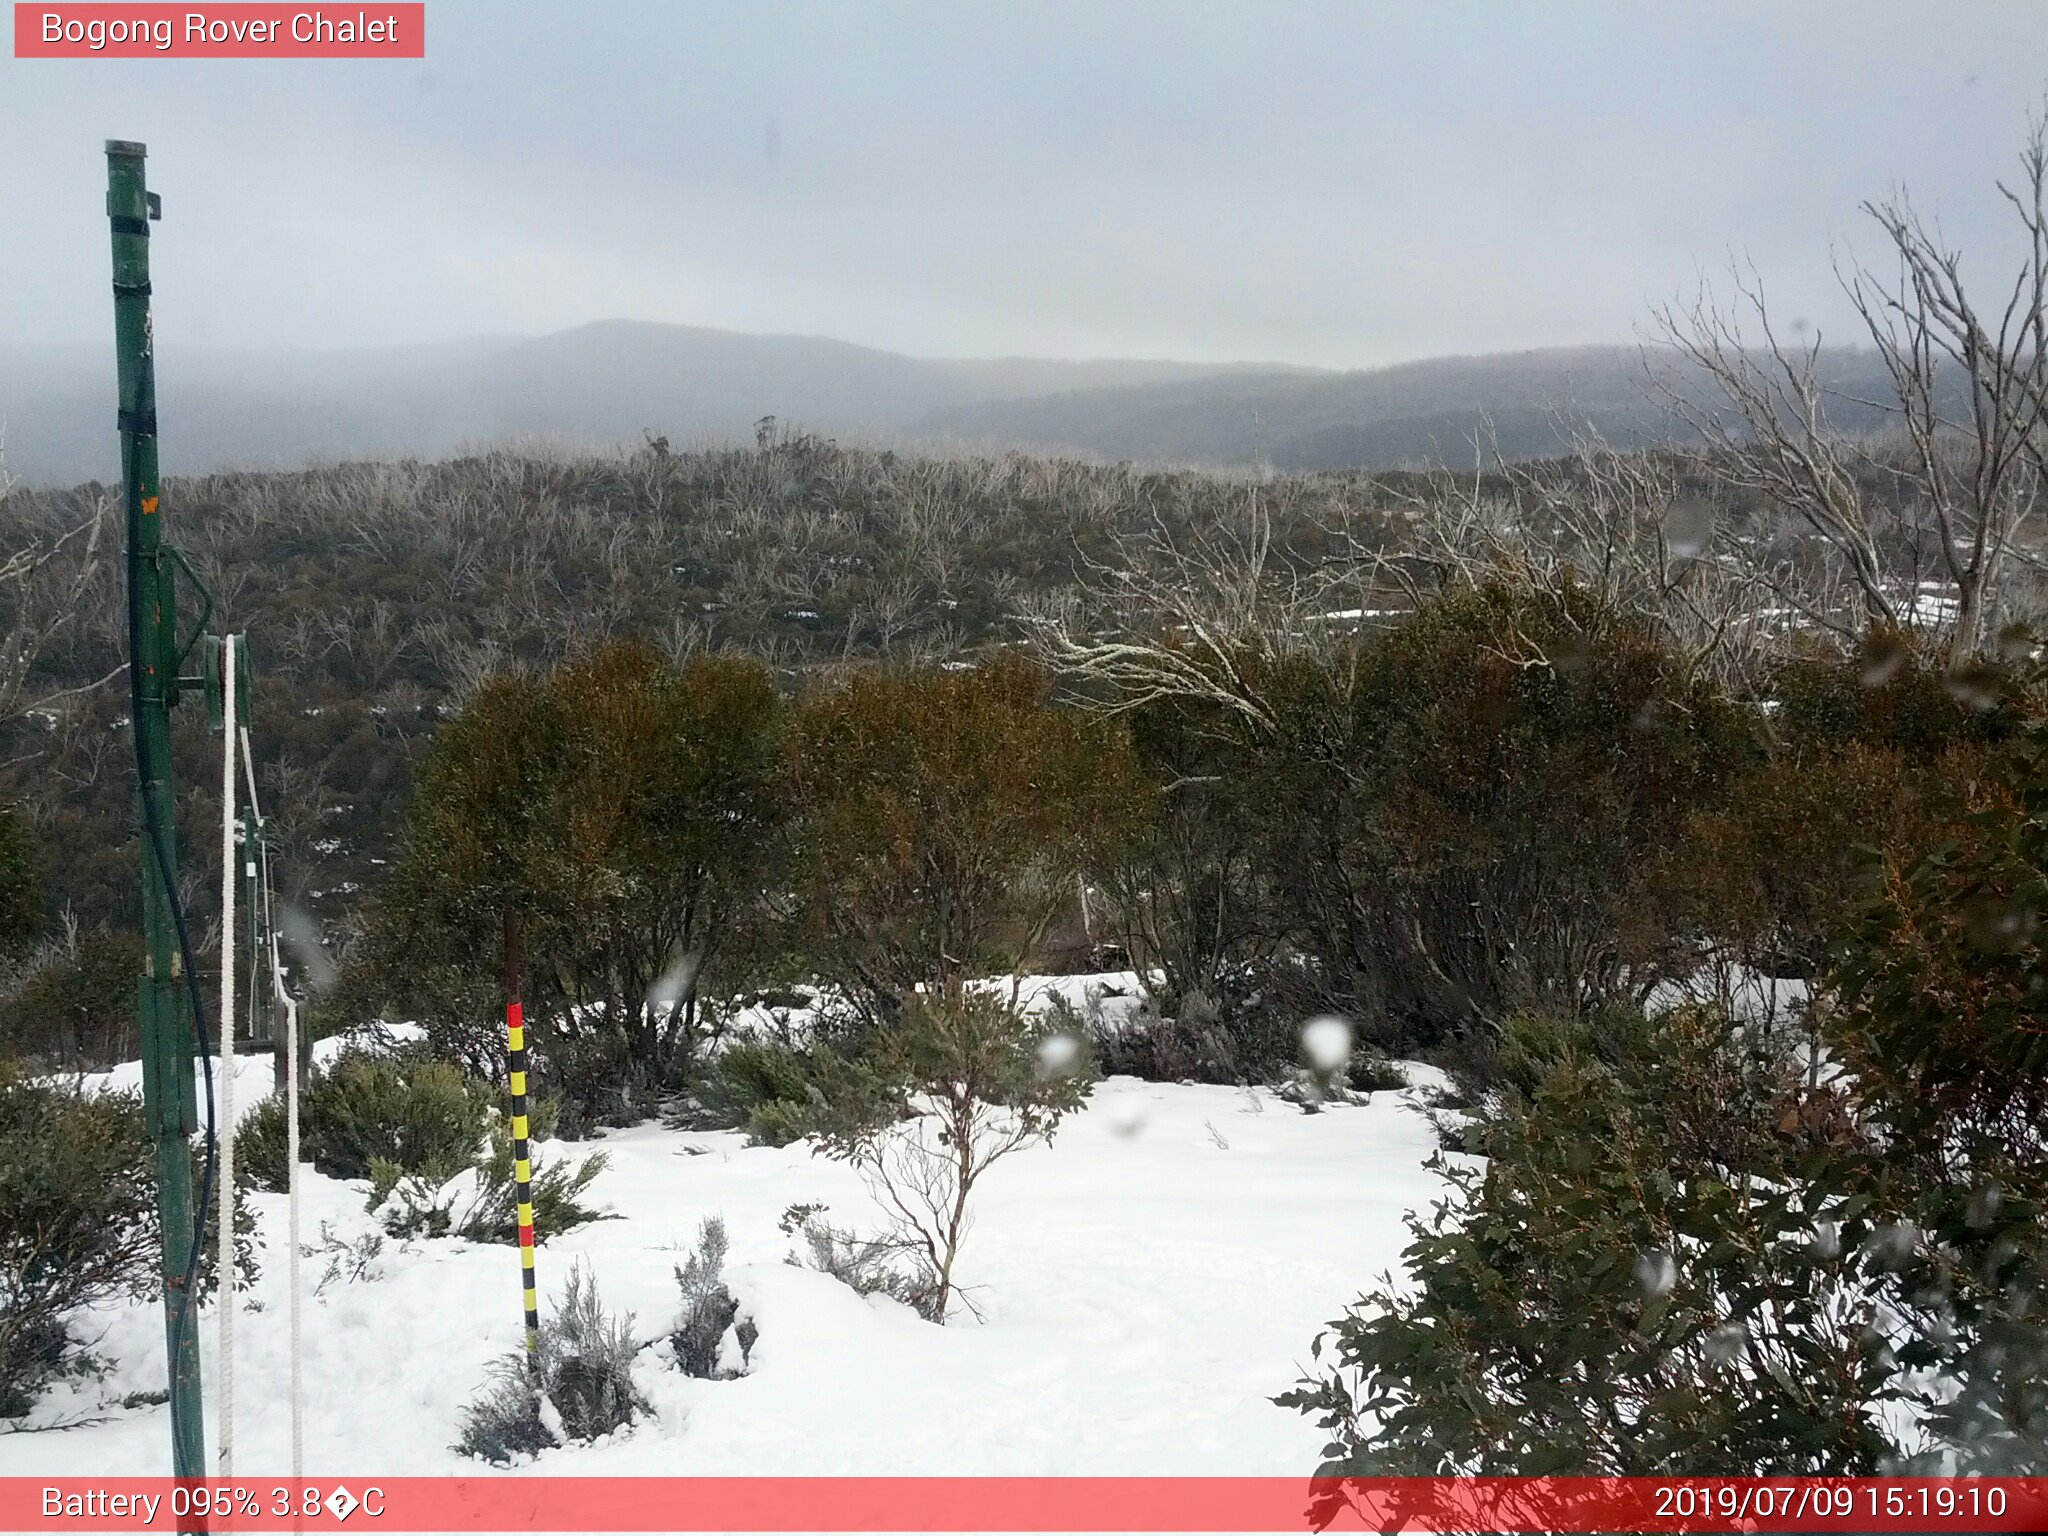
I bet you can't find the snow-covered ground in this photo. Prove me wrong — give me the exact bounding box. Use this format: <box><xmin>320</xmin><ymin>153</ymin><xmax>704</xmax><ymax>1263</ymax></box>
<box><xmin>4</xmin><ymin>990</ymin><xmax>1447</xmax><ymax>1479</ymax></box>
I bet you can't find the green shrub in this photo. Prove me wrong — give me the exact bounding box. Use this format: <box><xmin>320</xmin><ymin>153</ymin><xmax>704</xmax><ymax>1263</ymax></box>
<box><xmin>0</xmin><ymin>928</ymin><xmax>140</xmax><ymax>1069</ymax></box>
<box><xmin>1281</xmin><ymin>1006</ymin><xmax>1905</xmax><ymax>1474</ymax></box>
<box><xmin>370</xmin><ymin>1118</ymin><xmax>607</xmax><ymax>1245</ymax></box>
<box><xmin>693</xmin><ymin>1038</ymin><xmax>829</xmax><ymax>1146</ymax></box>
<box><xmin>233</xmin><ymin>1095</ymin><xmax>290</xmax><ymax>1194</ymax></box>
<box><xmin>238</xmin><ymin>1044</ymin><xmax>497</xmax><ymax>1191</ymax></box>
<box><xmin>0</xmin><ymin>1070</ymin><xmax>156</xmax><ymax>1417</ymax></box>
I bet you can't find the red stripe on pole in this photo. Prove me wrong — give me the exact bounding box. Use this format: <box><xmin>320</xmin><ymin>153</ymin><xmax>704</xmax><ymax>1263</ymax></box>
<box><xmin>8</xmin><ymin>1477</ymin><xmax>2048</xmax><ymax>1532</ymax></box>
<box><xmin>517</xmin><ymin>1223</ymin><xmax>535</xmax><ymax>1247</ymax></box>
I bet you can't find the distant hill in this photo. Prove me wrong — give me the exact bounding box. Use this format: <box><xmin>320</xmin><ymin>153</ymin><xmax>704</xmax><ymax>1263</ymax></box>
<box><xmin>910</xmin><ymin>345</ymin><xmax>1924</xmax><ymax>471</ymax></box>
<box><xmin>0</xmin><ymin>322</ymin><xmax>1302</xmax><ymax>486</ymax></box>
<box><xmin>0</xmin><ymin>322</ymin><xmax>1912</xmax><ymax>485</ymax></box>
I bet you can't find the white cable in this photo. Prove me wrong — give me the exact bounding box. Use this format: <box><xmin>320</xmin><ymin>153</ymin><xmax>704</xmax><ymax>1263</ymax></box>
<box><xmin>216</xmin><ymin>635</ymin><xmax>237</xmax><ymax>1478</ymax></box>
<box><xmin>236</xmin><ymin>715</ymin><xmax>306</xmax><ymax>1482</ymax></box>
<box><xmin>282</xmin><ymin>939</ymin><xmax>303</xmax><ymax>1485</ymax></box>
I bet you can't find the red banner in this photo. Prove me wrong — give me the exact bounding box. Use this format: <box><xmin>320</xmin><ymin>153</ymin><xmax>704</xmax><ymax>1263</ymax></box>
<box><xmin>13</xmin><ymin>4</ymin><xmax>424</xmax><ymax>58</ymax></box>
<box><xmin>5</xmin><ymin>1477</ymin><xmax>2048</xmax><ymax>1532</ymax></box>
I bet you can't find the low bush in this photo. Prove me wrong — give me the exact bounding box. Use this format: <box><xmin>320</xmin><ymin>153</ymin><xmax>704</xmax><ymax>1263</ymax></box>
<box><xmin>691</xmin><ymin>1038</ymin><xmax>829</xmax><ymax>1146</ymax></box>
<box><xmin>1345</xmin><ymin>1052</ymin><xmax>1406</xmax><ymax>1094</ymax></box>
<box><xmin>371</xmin><ymin>1119</ymin><xmax>607</xmax><ymax>1245</ymax></box>
<box><xmin>671</xmin><ymin>1216</ymin><xmax>756</xmax><ymax>1378</ymax></box>
<box><xmin>1066</xmin><ymin>985</ymin><xmax>1301</xmax><ymax>1086</ymax></box>
<box><xmin>238</xmin><ymin>1045</ymin><xmax>498</xmax><ymax>1190</ymax></box>
<box><xmin>782</xmin><ymin>1204</ymin><xmax>939</xmax><ymax>1319</ymax></box>
<box><xmin>0</xmin><ymin>1070</ymin><xmax>156</xmax><ymax>1417</ymax></box>
<box><xmin>456</xmin><ymin>1261</ymin><xmax>644</xmax><ymax>1462</ymax></box>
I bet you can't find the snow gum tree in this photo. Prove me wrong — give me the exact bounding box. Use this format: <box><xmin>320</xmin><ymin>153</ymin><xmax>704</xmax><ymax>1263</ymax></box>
<box><xmin>787</xmin><ymin>991</ymin><xmax>1091</xmax><ymax>1322</ymax></box>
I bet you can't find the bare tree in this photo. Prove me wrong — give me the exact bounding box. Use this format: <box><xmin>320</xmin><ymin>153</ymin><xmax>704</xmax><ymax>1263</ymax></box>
<box><xmin>1348</xmin><ymin>418</ymin><xmax>1794</xmax><ymax>686</ymax></box>
<box><xmin>1026</xmin><ymin>486</ymin><xmax>1338</xmax><ymax>734</ymax></box>
<box><xmin>1842</xmin><ymin>111</ymin><xmax>2048</xmax><ymax>654</ymax></box>
<box><xmin>1656</xmin><ymin>269</ymin><xmax>1900</xmax><ymax>635</ymax></box>
<box><xmin>0</xmin><ymin>446</ymin><xmax>118</xmax><ymax>738</ymax></box>
<box><xmin>1659</xmin><ymin>109</ymin><xmax>2048</xmax><ymax>658</ymax></box>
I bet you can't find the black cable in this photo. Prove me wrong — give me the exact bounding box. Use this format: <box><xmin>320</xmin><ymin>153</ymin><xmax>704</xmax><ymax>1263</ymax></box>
<box><xmin>126</xmin><ymin>539</ymin><xmax>220</xmax><ymax>1470</ymax></box>
<box><xmin>147</xmin><ymin>812</ymin><xmax>220</xmax><ymax>1404</ymax></box>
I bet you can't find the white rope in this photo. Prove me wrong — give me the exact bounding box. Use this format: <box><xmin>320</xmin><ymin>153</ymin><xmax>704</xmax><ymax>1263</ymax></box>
<box><xmin>215</xmin><ymin>634</ymin><xmax>237</xmax><ymax>1478</ymax></box>
<box><xmin>241</xmin><ymin>721</ymin><xmax>305</xmax><ymax>1484</ymax></box>
<box><xmin>280</xmin><ymin>912</ymin><xmax>304</xmax><ymax>1483</ymax></box>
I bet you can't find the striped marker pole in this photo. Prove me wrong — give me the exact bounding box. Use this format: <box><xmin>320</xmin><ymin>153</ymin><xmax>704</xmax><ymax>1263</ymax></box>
<box><xmin>503</xmin><ymin>913</ymin><xmax>540</xmax><ymax>1365</ymax></box>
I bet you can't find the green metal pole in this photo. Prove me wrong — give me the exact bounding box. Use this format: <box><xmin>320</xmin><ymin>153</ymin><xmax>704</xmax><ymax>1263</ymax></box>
<box><xmin>108</xmin><ymin>138</ymin><xmax>207</xmax><ymax>1484</ymax></box>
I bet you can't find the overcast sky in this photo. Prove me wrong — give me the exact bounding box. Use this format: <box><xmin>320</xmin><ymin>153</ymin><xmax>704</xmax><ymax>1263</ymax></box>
<box><xmin>3</xmin><ymin>0</ymin><xmax>2045</xmax><ymax>369</ymax></box>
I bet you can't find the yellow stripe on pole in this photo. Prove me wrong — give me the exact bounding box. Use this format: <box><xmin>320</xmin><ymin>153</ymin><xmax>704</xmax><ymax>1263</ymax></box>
<box><xmin>507</xmin><ymin>1025</ymin><xmax>525</xmax><ymax>1052</ymax></box>
<box><xmin>508</xmin><ymin>1069</ymin><xmax>526</xmax><ymax>1098</ymax></box>
<box><xmin>517</xmin><ymin>1201</ymin><xmax>536</xmax><ymax>1227</ymax></box>
<box><xmin>514</xmin><ymin>1158</ymin><xmax>532</xmax><ymax>1184</ymax></box>
<box><xmin>511</xmin><ymin>1113</ymin><xmax>529</xmax><ymax>1140</ymax></box>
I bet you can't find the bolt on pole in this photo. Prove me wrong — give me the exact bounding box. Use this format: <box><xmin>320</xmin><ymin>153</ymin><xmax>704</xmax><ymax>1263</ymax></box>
<box><xmin>107</xmin><ymin>137</ymin><xmax>208</xmax><ymax>1485</ymax></box>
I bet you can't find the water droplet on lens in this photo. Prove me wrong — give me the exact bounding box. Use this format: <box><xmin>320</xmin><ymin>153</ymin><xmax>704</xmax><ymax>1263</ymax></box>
<box><xmin>1107</xmin><ymin>1097</ymin><xmax>1148</xmax><ymax>1139</ymax></box>
<box><xmin>1635</xmin><ymin>1250</ymin><xmax>1677</xmax><ymax>1296</ymax></box>
<box><xmin>1662</xmin><ymin>499</ymin><xmax>1716</xmax><ymax>560</ymax></box>
<box><xmin>1037</xmin><ymin>1033</ymin><xmax>1081</xmax><ymax>1079</ymax></box>
<box><xmin>1301</xmin><ymin>1017</ymin><xmax>1353</xmax><ymax>1074</ymax></box>
<box><xmin>1860</xmin><ymin>635</ymin><xmax>1909</xmax><ymax>689</ymax></box>
<box><xmin>1705</xmin><ymin>1321</ymin><xmax>1747</xmax><ymax>1365</ymax></box>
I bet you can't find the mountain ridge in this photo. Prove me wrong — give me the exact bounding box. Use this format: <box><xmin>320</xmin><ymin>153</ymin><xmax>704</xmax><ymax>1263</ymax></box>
<box><xmin>0</xmin><ymin>321</ymin><xmax>1904</xmax><ymax>485</ymax></box>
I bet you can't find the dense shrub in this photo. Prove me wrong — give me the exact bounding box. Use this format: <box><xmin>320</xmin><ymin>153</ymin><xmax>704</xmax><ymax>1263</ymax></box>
<box><xmin>1087</xmin><ymin>694</ymin><xmax>1271</xmax><ymax>1024</ymax></box>
<box><xmin>1278</xmin><ymin>584</ymin><xmax>1753</xmax><ymax>1048</ymax></box>
<box><xmin>1656</xmin><ymin>640</ymin><xmax>2013</xmax><ymax>993</ymax></box>
<box><xmin>353</xmin><ymin>642</ymin><xmax>785</xmax><ymax>1132</ymax></box>
<box><xmin>1823</xmin><ymin>725</ymin><xmax>2048</xmax><ymax>1467</ymax></box>
<box><xmin>0</xmin><ymin>1071</ymin><xmax>155</xmax><ymax>1417</ymax></box>
<box><xmin>237</xmin><ymin>1044</ymin><xmax>496</xmax><ymax>1190</ymax></box>
<box><xmin>782</xmin><ymin>654</ymin><xmax>1139</xmax><ymax>1024</ymax></box>
<box><xmin>0</xmin><ymin>803</ymin><xmax>42</xmax><ymax>958</ymax></box>
<box><xmin>1280</xmin><ymin>1006</ymin><xmax>1902</xmax><ymax>1474</ymax></box>
<box><xmin>0</xmin><ymin>927</ymin><xmax>140</xmax><ymax>1068</ymax></box>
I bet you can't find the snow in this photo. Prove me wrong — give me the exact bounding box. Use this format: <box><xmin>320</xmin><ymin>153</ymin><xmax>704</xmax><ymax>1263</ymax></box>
<box><xmin>69</xmin><ymin>1023</ymin><xmax>423</xmax><ymax>1131</ymax></box>
<box><xmin>6</xmin><ymin>1017</ymin><xmax>1445</xmax><ymax>1478</ymax></box>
